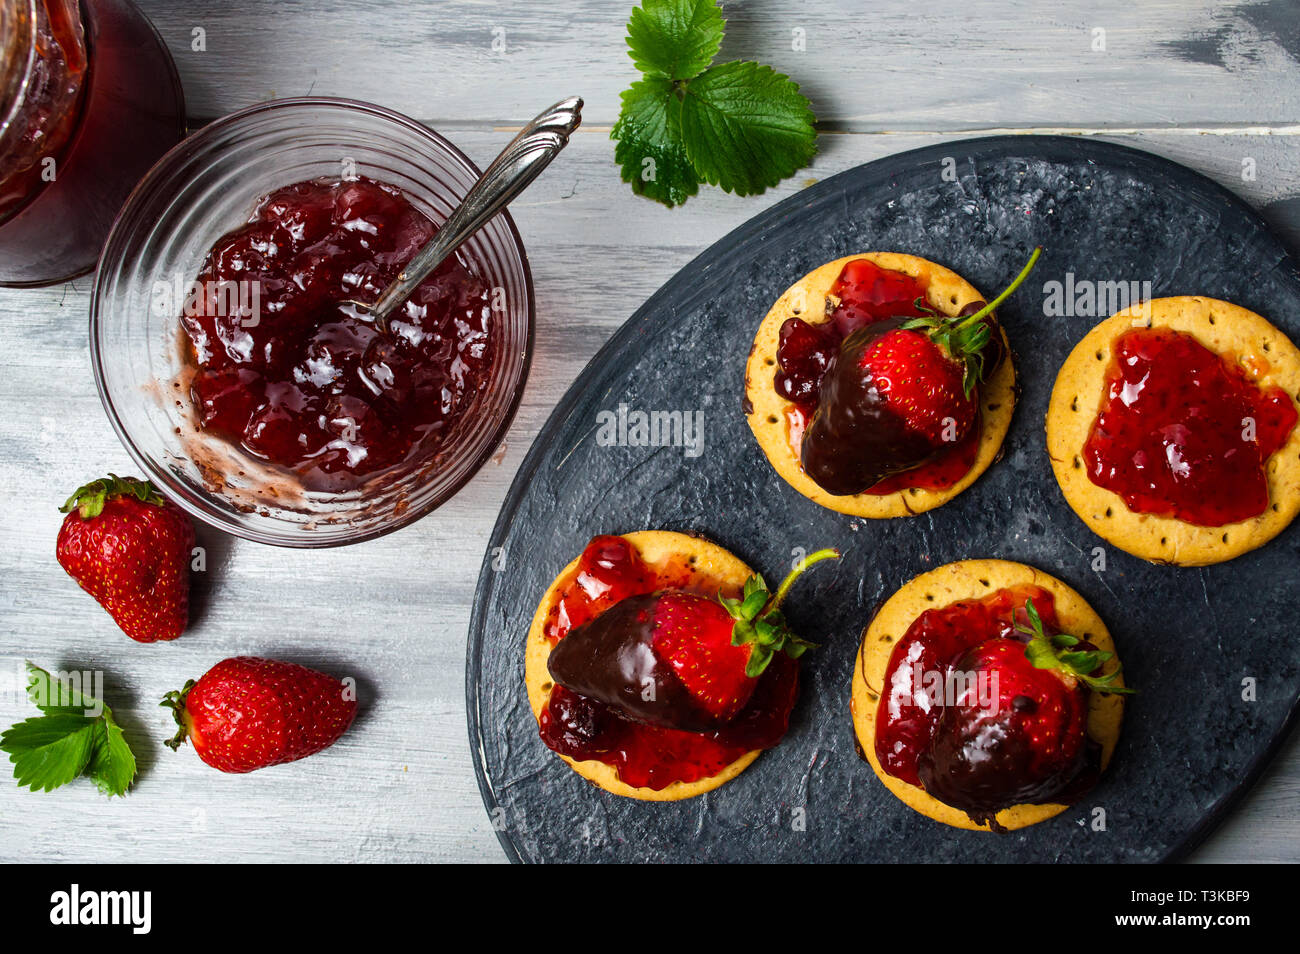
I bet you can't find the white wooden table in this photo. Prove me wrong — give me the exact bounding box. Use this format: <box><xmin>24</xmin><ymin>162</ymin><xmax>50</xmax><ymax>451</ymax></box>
<box><xmin>1</xmin><ymin>0</ymin><xmax>1297</xmax><ymax>863</ymax></box>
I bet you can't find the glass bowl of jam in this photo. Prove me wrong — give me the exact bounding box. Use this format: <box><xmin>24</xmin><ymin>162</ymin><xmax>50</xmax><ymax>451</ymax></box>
<box><xmin>91</xmin><ymin>97</ymin><xmax>535</xmax><ymax>546</ymax></box>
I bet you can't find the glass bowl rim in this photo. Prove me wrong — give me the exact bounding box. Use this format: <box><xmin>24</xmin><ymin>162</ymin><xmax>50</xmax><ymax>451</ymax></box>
<box><xmin>89</xmin><ymin>95</ymin><xmax>537</xmax><ymax>548</ymax></box>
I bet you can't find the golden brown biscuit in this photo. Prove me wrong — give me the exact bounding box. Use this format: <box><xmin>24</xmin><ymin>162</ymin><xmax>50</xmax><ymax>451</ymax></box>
<box><xmin>526</xmin><ymin>531</ymin><xmax>764</xmax><ymax>801</ymax></box>
<box><xmin>1046</xmin><ymin>297</ymin><xmax>1300</xmax><ymax>566</ymax></box>
<box><xmin>850</xmin><ymin>559</ymin><xmax>1125</xmax><ymax>831</ymax></box>
<box><xmin>744</xmin><ymin>253</ymin><xmax>1016</xmax><ymax>518</ymax></box>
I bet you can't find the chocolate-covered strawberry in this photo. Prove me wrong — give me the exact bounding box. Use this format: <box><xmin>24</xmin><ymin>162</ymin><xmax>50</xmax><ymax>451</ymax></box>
<box><xmin>917</xmin><ymin>599</ymin><xmax>1131</xmax><ymax>830</ymax></box>
<box><xmin>548</xmin><ymin>549</ymin><xmax>838</xmax><ymax>732</ymax></box>
<box><xmin>802</xmin><ymin>248</ymin><xmax>1041</xmax><ymax>495</ymax></box>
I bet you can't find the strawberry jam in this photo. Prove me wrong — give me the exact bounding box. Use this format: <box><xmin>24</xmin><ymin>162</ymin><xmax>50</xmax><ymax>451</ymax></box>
<box><xmin>873</xmin><ymin>585</ymin><xmax>1099</xmax><ymax>826</ymax></box>
<box><xmin>1083</xmin><ymin>328</ymin><xmax>1298</xmax><ymax>526</ymax></box>
<box><xmin>774</xmin><ymin>259</ymin><xmax>981</xmax><ymax>494</ymax></box>
<box><xmin>538</xmin><ymin>536</ymin><xmax>799</xmax><ymax>790</ymax></box>
<box><xmin>181</xmin><ymin>177</ymin><xmax>495</xmax><ymax>492</ymax></box>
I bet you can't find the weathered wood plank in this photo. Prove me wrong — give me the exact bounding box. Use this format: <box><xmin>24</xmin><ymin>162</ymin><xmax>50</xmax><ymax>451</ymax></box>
<box><xmin>135</xmin><ymin>0</ymin><xmax>1300</xmax><ymax>129</ymax></box>
<box><xmin>0</xmin><ymin>125</ymin><xmax>1296</xmax><ymax>862</ymax></box>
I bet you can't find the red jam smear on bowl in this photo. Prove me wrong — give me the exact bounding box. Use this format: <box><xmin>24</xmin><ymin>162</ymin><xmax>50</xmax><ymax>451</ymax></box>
<box><xmin>1082</xmin><ymin>327</ymin><xmax>1298</xmax><ymax>526</ymax></box>
<box><xmin>538</xmin><ymin>536</ymin><xmax>798</xmax><ymax>791</ymax></box>
<box><xmin>874</xmin><ymin>584</ymin><xmax>1056</xmax><ymax>787</ymax></box>
<box><xmin>774</xmin><ymin>259</ymin><xmax>979</xmax><ymax>494</ymax></box>
<box><xmin>180</xmin><ymin>176</ymin><xmax>495</xmax><ymax>493</ymax></box>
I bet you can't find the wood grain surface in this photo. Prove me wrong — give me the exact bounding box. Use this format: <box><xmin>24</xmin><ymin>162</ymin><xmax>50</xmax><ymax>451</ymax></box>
<box><xmin>0</xmin><ymin>0</ymin><xmax>1296</xmax><ymax>863</ymax></box>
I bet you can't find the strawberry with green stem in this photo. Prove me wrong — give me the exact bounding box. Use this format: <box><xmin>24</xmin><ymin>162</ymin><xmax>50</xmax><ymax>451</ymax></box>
<box><xmin>917</xmin><ymin>595</ymin><xmax>1131</xmax><ymax>829</ymax></box>
<box><xmin>56</xmin><ymin>474</ymin><xmax>195</xmax><ymax>643</ymax></box>
<box><xmin>161</xmin><ymin>657</ymin><xmax>358</xmax><ymax>774</ymax></box>
<box><xmin>802</xmin><ymin>248</ymin><xmax>1042</xmax><ymax>495</ymax></box>
<box><xmin>548</xmin><ymin>548</ymin><xmax>839</xmax><ymax>729</ymax></box>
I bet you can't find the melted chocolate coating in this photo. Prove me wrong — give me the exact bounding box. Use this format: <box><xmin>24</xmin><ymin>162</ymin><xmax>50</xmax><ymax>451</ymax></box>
<box><xmin>915</xmin><ymin>641</ymin><xmax>1101</xmax><ymax>832</ymax></box>
<box><xmin>800</xmin><ymin>317</ymin><xmax>937</xmax><ymax>495</ymax></box>
<box><xmin>546</xmin><ymin>594</ymin><xmax>719</xmax><ymax>733</ymax></box>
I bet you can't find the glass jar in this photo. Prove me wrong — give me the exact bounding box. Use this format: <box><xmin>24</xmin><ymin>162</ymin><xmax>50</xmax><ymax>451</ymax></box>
<box><xmin>0</xmin><ymin>0</ymin><xmax>185</xmax><ymax>286</ymax></box>
<box><xmin>0</xmin><ymin>0</ymin><xmax>86</xmax><ymax>220</ymax></box>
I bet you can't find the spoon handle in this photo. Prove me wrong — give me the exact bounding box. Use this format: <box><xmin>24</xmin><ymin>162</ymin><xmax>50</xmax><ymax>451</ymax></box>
<box><xmin>368</xmin><ymin>96</ymin><xmax>583</xmax><ymax>328</ymax></box>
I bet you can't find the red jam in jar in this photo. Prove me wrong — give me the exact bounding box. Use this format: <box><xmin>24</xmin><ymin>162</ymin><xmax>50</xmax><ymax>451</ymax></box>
<box><xmin>774</xmin><ymin>259</ymin><xmax>979</xmax><ymax>493</ymax></box>
<box><xmin>538</xmin><ymin>536</ymin><xmax>798</xmax><ymax>791</ymax></box>
<box><xmin>1082</xmin><ymin>327</ymin><xmax>1299</xmax><ymax>526</ymax></box>
<box><xmin>181</xmin><ymin>176</ymin><xmax>496</xmax><ymax>493</ymax></box>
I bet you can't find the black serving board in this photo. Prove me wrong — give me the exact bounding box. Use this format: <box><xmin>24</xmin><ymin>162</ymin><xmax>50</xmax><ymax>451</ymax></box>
<box><xmin>466</xmin><ymin>136</ymin><xmax>1300</xmax><ymax>863</ymax></box>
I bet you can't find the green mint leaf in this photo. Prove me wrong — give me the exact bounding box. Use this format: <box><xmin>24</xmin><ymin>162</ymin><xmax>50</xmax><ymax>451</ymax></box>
<box><xmin>612</xmin><ymin>76</ymin><xmax>702</xmax><ymax>207</ymax></box>
<box><xmin>1</xmin><ymin>714</ymin><xmax>99</xmax><ymax>793</ymax></box>
<box><xmin>677</xmin><ymin>60</ymin><xmax>817</xmax><ymax>196</ymax></box>
<box><xmin>85</xmin><ymin>715</ymin><xmax>137</xmax><ymax>798</ymax></box>
<box><xmin>626</xmin><ymin>0</ymin><xmax>724</xmax><ymax>80</ymax></box>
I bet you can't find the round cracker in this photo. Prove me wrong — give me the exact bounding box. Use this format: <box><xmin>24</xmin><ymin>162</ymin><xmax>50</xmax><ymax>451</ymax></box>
<box><xmin>1046</xmin><ymin>297</ymin><xmax>1300</xmax><ymax>566</ymax></box>
<box><xmin>850</xmin><ymin>559</ymin><xmax>1125</xmax><ymax>832</ymax></box>
<box><xmin>744</xmin><ymin>253</ymin><xmax>1017</xmax><ymax>518</ymax></box>
<box><xmin>526</xmin><ymin>531</ymin><xmax>766</xmax><ymax>801</ymax></box>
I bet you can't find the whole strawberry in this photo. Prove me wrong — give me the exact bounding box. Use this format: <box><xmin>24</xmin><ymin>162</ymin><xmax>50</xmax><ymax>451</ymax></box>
<box><xmin>56</xmin><ymin>474</ymin><xmax>195</xmax><ymax>643</ymax></box>
<box><xmin>918</xmin><ymin>598</ymin><xmax>1131</xmax><ymax>829</ymax></box>
<box><xmin>161</xmin><ymin>657</ymin><xmax>358</xmax><ymax>773</ymax></box>
<box><xmin>548</xmin><ymin>548</ymin><xmax>838</xmax><ymax>731</ymax></box>
<box><xmin>802</xmin><ymin>248</ymin><xmax>1040</xmax><ymax>495</ymax></box>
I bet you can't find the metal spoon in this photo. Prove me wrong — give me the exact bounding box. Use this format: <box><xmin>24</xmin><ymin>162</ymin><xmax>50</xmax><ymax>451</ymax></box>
<box><xmin>344</xmin><ymin>96</ymin><xmax>583</xmax><ymax>333</ymax></box>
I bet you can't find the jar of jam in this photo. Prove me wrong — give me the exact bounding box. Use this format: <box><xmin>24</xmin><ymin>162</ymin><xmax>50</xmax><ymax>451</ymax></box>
<box><xmin>0</xmin><ymin>0</ymin><xmax>184</xmax><ymax>286</ymax></box>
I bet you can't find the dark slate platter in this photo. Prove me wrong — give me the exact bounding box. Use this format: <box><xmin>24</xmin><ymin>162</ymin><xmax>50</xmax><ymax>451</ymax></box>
<box><xmin>466</xmin><ymin>136</ymin><xmax>1300</xmax><ymax>863</ymax></box>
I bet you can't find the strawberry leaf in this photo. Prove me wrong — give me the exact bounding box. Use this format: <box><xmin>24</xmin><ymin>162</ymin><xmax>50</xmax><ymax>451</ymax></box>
<box><xmin>677</xmin><ymin>61</ymin><xmax>817</xmax><ymax>197</ymax></box>
<box><xmin>26</xmin><ymin>662</ymin><xmax>99</xmax><ymax>712</ymax></box>
<box><xmin>60</xmin><ymin>473</ymin><xmax>164</xmax><ymax>519</ymax></box>
<box><xmin>612</xmin><ymin>0</ymin><xmax>817</xmax><ymax>206</ymax></box>
<box><xmin>612</xmin><ymin>77</ymin><xmax>701</xmax><ymax>207</ymax></box>
<box><xmin>1</xmin><ymin>663</ymin><xmax>137</xmax><ymax>796</ymax></box>
<box><xmin>1017</xmin><ymin>599</ymin><xmax>1135</xmax><ymax>696</ymax></box>
<box><xmin>1</xmin><ymin>714</ymin><xmax>99</xmax><ymax>793</ymax></box>
<box><xmin>626</xmin><ymin>0</ymin><xmax>724</xmax><ymax>80</ymax></box>
<box><xmin>85</xmin><ymin>717</ymin><xmax>136</xmax><ymax>798</ymax></box>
